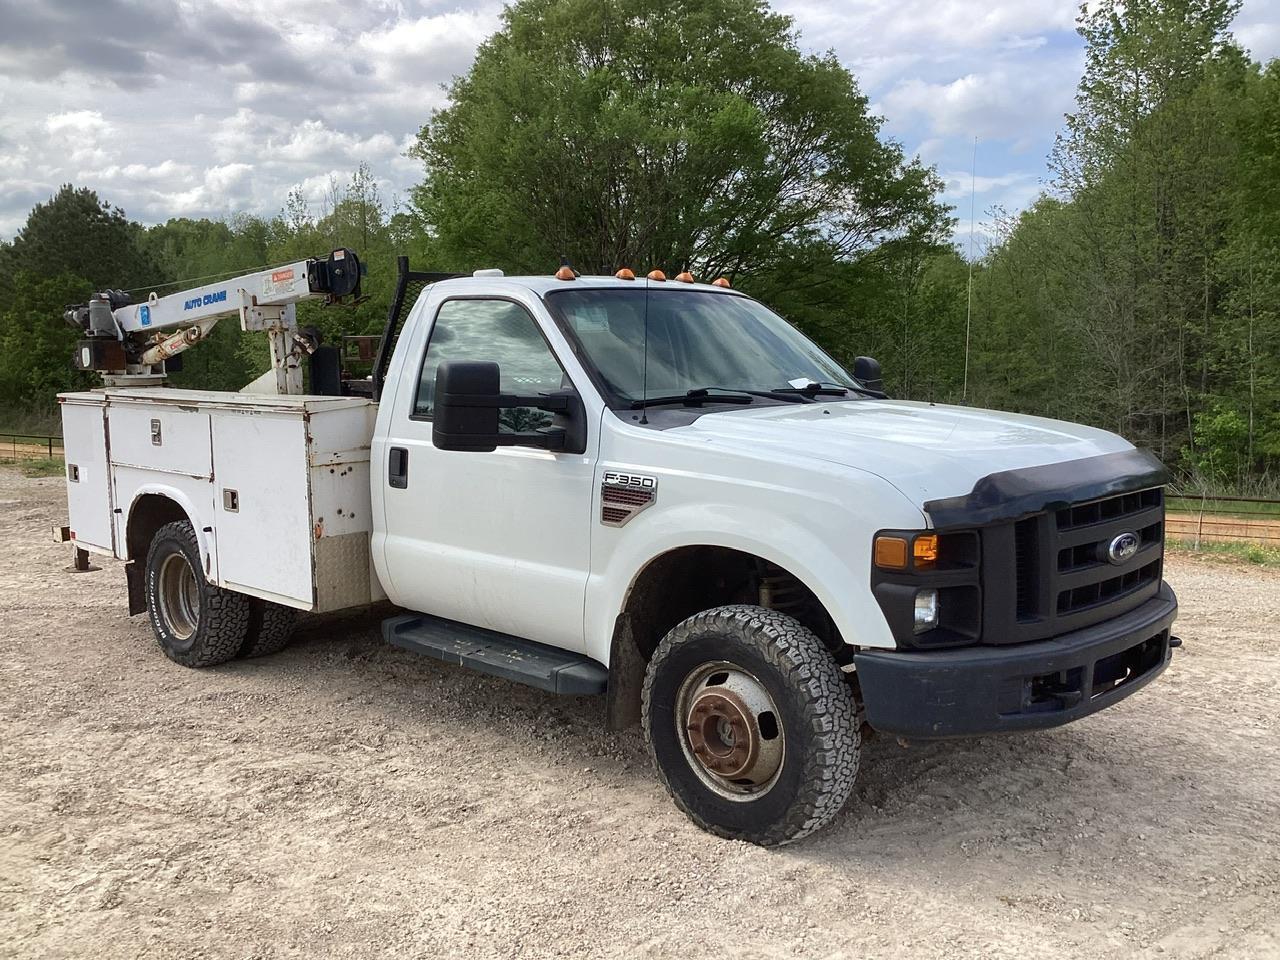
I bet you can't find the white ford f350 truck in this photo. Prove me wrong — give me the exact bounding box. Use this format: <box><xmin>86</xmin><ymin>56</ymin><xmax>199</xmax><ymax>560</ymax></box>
<box><xmin>58</xmin><ymin>254</ymin><xmax>1178</xmax><ymax>845</ymax></box>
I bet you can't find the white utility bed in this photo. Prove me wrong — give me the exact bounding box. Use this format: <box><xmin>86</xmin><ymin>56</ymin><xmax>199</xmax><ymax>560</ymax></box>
<box><xmin>59</xmin><ymin>388</ymin><xmax>382</xmax><ymax>612</ymax></box>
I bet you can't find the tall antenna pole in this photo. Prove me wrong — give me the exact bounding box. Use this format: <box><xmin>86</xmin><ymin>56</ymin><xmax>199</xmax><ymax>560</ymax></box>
<box><xmin>962</xmin><ymin>136</ymin><xmax>977</xmax><ymax>402</ymax></box>
<box><xmin>639</xmin><ymin>280</ymin><xmax>651</xmax><ymax>425</ymax></box>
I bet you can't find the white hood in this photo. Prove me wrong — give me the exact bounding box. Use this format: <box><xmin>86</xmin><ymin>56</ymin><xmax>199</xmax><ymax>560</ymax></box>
<box><xmin>678</xmin><ymin>399</ymin><xmax>1134</xmax><ymax>508</ymax></box>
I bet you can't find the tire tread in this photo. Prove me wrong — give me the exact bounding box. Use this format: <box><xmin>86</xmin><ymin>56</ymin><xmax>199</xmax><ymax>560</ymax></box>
<box><xmin>642</xmin><ymin>604</ymin><xmax>860</xmax><ymax>845</ymax></box>
<box><xmin>239</xmin><ymin>601</ymin><xmax>298</xmax><ymax>658</ymax></box>
<box><xmin>146</xmin><ymin>520</ymin><xmax>250</xmax><ymax>668</ymax></box>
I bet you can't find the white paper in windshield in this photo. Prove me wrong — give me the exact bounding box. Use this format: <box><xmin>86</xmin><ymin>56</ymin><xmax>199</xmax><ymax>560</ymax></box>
<box><xmin>574</xmin><ymin>305</ymin><xmax>610</xmax><ymax>332</ymax></box>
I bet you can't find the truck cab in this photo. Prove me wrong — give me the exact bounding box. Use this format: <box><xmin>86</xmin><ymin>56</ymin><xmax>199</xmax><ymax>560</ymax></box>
<box><xmin>59</xmin><ymin>265</ymin><xmax>1178</xmax><ymax>846</ymax></box>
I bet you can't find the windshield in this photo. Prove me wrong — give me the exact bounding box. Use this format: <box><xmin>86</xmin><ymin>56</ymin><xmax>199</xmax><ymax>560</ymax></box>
<box><xmin>547</xmin><ymin>288</ymin><xmax>857</xmax><ymax>405</ymax></box>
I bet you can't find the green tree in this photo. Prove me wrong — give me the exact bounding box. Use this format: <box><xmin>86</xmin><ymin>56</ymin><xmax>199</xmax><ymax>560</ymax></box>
<box><xmin>0</xmin><ymin>187</ymin><xmax>159</xmax><ymax>412</ymax></box>
<box><xmin>0</xmin><ymin>185</ymin><xmax>158</xmax><ymax>310</ymax></box>
<box><xmin>0</xmin><ymin>272</ymin><xmax>96</xmax><ymax>410</ymax></box>
<box><xmin>970</xmin><ymin>0</ymin><xmax>1280</xmax><ymax>490</ymax></box>
<box><xmin>413</xmin><ymin>0</ymin><xmax>949</xmax><ymax>288</ymax></box>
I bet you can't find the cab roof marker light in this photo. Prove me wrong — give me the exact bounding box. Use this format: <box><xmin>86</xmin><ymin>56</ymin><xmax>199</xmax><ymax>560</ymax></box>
<box><xmin>675</xmin><ymin>270</ymin><xmax>695</xmax><ymax>283</ymax></box>
<box><xmin>712</xmin><ymin>277</ymin><xmax>731</xmax><ymax>288</ymax></box>
<box><xmin>647</xmin><ymin>269</ymin><xmax>667</xmax><ymax>281</ymax></box>
<box><xmin>615</xmin><ymin>268</ymin><xmax>636</xmax><ymax>280</ymax></box>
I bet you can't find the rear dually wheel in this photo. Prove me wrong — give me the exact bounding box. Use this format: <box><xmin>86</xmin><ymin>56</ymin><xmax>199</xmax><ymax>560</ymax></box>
<box><xmin>144</xmin><ymin>520</ymin><xmax>250</xmax><ymax>668</ymax></box>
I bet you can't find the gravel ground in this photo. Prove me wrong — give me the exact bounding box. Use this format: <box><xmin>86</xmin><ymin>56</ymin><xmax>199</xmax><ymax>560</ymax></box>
<box><xmin>2</xmin><ymin>464</ymin><xmax>1278</xmax><ymax>959</ymax></box>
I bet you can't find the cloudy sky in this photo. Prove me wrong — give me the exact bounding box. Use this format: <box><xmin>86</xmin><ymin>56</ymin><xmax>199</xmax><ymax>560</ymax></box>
<box><xmin>1</xmin><ymin>0</ymin><xmax>1277</xmax><ymax>250</ymax></box>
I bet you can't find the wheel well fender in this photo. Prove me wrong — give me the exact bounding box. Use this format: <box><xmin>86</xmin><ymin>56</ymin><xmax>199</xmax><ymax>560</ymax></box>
<box><xmin>123</xmin><ymin>488</ymin><xmax>215</xmax><ymax>580</ymax></box>
<box><xmin>603</xmin><ymin>543</ymin><xmax>848</xmax><ymax>731</ymax></box>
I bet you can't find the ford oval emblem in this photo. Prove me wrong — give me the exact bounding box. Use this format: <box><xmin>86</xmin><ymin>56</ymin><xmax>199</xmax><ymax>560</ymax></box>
<box><xmin>1107</xmin><ymin>532</ymin><xmax>1140</xmax><ymax>565</ymax></box>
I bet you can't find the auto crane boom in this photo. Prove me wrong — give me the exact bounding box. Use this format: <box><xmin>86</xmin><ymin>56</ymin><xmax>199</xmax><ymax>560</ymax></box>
<box><xmin>64</xmin><ymin>249</ymin><xmax>362</xmax><ymax>395</ymax></box>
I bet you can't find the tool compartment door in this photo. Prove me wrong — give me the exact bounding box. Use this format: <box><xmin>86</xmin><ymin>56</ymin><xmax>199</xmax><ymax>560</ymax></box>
<box><xmin>107</xmin><ymin>404</ymin><xmax>212</xmax><ymax>477</ymax></box>
<box><xmin>210</xmin><ymin>411</ymin><xmax>314</xmax><ymax>609</ymax></box>
<box><xmin>60</xmin><ymin>400</ymin><xmax>115</xmax><ymax>552</ymax></box>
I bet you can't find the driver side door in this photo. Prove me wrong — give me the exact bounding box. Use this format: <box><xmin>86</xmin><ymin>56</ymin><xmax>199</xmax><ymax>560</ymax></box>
<box><xmin>379</xmin><ymin>296</ymin><xmax>596</xmax><ymax>652</ymax></box>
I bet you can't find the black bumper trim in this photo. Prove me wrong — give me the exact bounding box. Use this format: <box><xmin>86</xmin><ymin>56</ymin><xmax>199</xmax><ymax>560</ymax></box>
<box><xmin>854</xmin><ymin>582</ymin><xmax>1177</xmax><ymax>739</ymax></box>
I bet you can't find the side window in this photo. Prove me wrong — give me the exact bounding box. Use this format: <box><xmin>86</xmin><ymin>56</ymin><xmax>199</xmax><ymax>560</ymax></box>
<box><xmin>414</xmin><ymin>299</ymin><xmax>568</xmax><ymax>434</ymax></box>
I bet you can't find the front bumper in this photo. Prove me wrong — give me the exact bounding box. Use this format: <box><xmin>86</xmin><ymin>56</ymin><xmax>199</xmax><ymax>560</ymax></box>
<box><xmin>854</xmin><ymin>582</ymin><xmax>1177</xmax><ymax>739</ymax></box>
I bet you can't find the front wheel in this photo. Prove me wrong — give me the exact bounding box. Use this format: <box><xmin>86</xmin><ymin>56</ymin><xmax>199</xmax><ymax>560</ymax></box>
<box><xmin>642</xmin><ymin>605</ymin><xmax>861</xmax><ymax>846</ymax></box>
<box><xmin>145</xmin><ymin>520</ymin><xmax>251</xmax><ymax>667</ymax></box>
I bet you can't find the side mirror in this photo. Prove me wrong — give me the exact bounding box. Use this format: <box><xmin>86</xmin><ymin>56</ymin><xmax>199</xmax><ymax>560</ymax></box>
<box><xmin>432</xmin><ymin>360</ymin><xmax>502</xmax><ymax>452</ymax></box>
<box><xmin>853</xmin><ymin>356</ymin><xmax>884</xmax><ymax>394</ymax></box>
<box><xmin>432</xmin><ymin>360</ymin><xmax>586</xmax><ymax>454</ymax></box>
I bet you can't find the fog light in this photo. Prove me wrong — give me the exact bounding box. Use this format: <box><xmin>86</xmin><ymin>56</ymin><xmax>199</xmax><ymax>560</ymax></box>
<box><xmin>913</xmin><ymin>589</ymin><xmax>939</xmax><ymax>633</ymax></box>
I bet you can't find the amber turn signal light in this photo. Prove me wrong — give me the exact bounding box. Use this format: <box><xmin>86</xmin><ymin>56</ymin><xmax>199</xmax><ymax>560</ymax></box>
<box><xmin>874</xmin><ymin>533</ymin><xmax>939</xmax><ymax>571</ymax></box>
<box><xmin>873</xmin><ymin>536</ymin><xmax>909</xmax><ymax>570</ymax></box>
<box><xmin>913</xmin><ymin>534</ymin><xmax>938</xmax><ymax>569</ymax></box>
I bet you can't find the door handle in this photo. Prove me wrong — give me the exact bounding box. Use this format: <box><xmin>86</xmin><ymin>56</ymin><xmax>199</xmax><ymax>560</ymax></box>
<box><xmin>388</xmin><ymin>447</ymin><xmax>409</xmax><ymax>489</ymax></box>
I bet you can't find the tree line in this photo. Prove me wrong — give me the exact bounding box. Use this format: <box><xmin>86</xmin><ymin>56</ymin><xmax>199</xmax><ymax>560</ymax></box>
<box><xmin>0</xmin><ymin>0</ymin><xmax>1274</xmax><ymax>492</ymax></box>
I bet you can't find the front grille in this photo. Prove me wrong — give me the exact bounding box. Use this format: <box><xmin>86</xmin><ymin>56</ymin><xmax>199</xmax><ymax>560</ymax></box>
<box><xmin>1013</xmin><ymin>517</ymin><xmax>1039</xmax><ymax>620</ymax></box>
<box><xmin>1055</xmin><ymin>488</ymin><xmax>1162</xmax><ymax>530</ymax></box>
<box><xmin>984</xmin><ymin>487</ymin><xmax>1165</xmax><ymax>644</ymax></box>
<box><xmin>1057</xmin><ymin>558</ymin><xmax>1161</xmax><ymax>614</ymax></box>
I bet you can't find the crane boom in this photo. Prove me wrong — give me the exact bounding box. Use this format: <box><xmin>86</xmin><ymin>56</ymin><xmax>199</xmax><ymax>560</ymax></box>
<box><xmin>65</xmin><ymin>249</ymin><xmax>362</xmax><ymax>396</ymax></box>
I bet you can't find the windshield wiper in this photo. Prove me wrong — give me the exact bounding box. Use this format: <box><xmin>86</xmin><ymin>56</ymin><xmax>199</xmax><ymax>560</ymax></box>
<box><xmin>779</xmin><ymin>379</ymin><xmax>885</xmax><ymax>399</ymax></box>
<box><xmin>630</xmin><ymin>386</ymin><xmax>809</xmax><ymax>409</ymax></box>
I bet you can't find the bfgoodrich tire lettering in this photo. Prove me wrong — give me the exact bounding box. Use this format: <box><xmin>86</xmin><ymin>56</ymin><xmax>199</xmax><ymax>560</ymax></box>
<box><xmin>144</xmin><ymin>520</ymin><xmax>250</xmax><ymax>668</ymax></box>
<box><xmin>642</xmin><ymin>605</ymin><xmax>860</xmax><ymax>846</ymax></box>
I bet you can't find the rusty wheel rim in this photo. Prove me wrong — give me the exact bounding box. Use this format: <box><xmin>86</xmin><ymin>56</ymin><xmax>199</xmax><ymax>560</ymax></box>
<box><xmin>675</xmin><ymin>661</ymin><xmax>784</xmax><ymax>801</ymax></box>
<box><xmin>157</xmin><ymin>552</ymin><xmax>201</xmax><ymax>642</ymax></box>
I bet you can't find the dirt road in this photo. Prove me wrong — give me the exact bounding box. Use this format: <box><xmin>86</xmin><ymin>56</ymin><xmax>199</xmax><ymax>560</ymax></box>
<box><xmin>2</xmin><ymin>465</ymin><xmax>1278</xmax><ymax>960</ymax></box>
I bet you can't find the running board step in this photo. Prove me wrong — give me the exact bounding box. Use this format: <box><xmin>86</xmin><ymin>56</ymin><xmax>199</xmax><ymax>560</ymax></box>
<box><xmin>382</xmin><ymin>613</ymin><xmax>608</xmax><ymax>695</ymax></box>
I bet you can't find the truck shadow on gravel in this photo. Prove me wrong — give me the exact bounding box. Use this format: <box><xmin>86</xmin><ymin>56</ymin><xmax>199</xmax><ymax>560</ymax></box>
<box><xmin>281</xmin><ymin>611</ymin><xmax>1192</xmax><ymax>857</ymax></box>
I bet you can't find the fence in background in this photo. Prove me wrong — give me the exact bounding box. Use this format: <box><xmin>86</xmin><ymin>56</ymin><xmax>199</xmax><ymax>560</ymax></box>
<box><xmin>1</xmin><ymin>433</ymin><xmax>64</xmax><ymax>461</ymax></box>
<box><xmin>1166</xmin><ymin>492</ymin><xmax>1280</xmax><ymax>548</ymax></box>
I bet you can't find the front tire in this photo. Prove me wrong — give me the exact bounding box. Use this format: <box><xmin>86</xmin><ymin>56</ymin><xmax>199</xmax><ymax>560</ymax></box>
<box><xmin>642</xmin><ymin>605</ymin><xmax>860</xmax><ymax>846</ymax></box>
<box><xmin>145</xmin><ymin>520</ymin><xmax>251</xmax><ymax>667</ymax></box>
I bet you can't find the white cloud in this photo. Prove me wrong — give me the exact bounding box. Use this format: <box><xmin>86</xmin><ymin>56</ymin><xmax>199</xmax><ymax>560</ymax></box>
<box><xmin>356</xmin><ymin>8</ymin><xmax>503</xmax><ymax>87</ymax></box>
<box><xmin>882</xmin><ymin>66</ymin><xmax>1078</xmax><ymax>142</ymax></box>
<box><xmin>271</xmin><ymin>122</ymin><xmax>399</xmax><ymax>165</ymax></box>
<box><xmin>774</xmin><ymin>0</ymin><xmax>1075</xmax><ymax>62</ymax></box>
<box><xmin>44</xmin><ymin>110</ymin><xmax>113</xmax><ymax>137</ymax></box>
<box><xmin>1236</xmin><ymin>20</ymin><xmax>1280</xmax><ymax>62</ymax></box>
<box><xmin>95</xmin><ymin>160</ymin><xmax>196</xmax><ymax>182</ymax></box>
<box><xmin>0</xmin><ymin>0</ymin><xmax>1274</xmax><ymax>248</ymax></box>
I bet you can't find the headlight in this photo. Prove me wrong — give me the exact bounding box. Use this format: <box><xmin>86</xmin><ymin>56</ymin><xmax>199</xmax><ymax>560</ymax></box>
<box><xmin>874</xmin><ymin>533</ymin><xmax>938</xmax><ymax>571</ymax></box>
<box><xmin>913</xmin><ymin>589</ymin><xmax>939</xmax><ymax>633</ymax></box>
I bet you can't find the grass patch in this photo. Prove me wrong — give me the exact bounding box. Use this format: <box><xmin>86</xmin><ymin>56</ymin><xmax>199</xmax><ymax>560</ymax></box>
<box><xmin>1167</xmin><ymin>496</ymin><xmax>1280</xmax><ymax>520</ymax></box>
<box><xmin>0</xmin><ymin>406</ymin><xmax>61</xmax><ymax>438</ymax></box>
<box><xmin>1167</xmin><ymin>538</ymin><xmax>1280</xmax><ymax>567</ymax></box>
<box><xmin>0</xmin><ymin>457</ymin><xmax>66</xmax><ymax>478</ymax></box>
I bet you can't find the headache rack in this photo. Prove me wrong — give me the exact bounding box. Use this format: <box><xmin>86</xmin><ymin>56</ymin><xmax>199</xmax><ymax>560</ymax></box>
<box><xmin>369</xmin><ymin>256</ymin><xmax>461</xmax><ymax>401</ymax></box>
